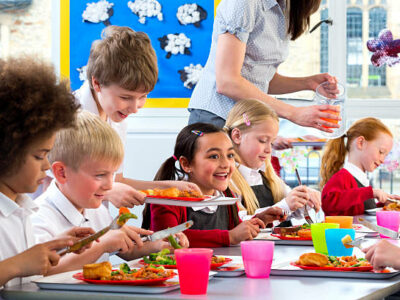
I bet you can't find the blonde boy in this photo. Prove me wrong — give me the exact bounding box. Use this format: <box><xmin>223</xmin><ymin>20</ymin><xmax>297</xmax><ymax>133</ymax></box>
<box><xmin>76</xmin><ymin>25</ymin><xmax>199</xmax><ymax>208</ymax></box>
<box><xmin>32</xmin><ymin>111</ymin><xmax>181</xmax><ymax>274</ymax></box>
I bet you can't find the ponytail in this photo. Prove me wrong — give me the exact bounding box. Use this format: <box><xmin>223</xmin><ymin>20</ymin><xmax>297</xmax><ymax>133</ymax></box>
<box><xmin>153</xmin><ymin>156</ymin><xmax>181</xmax><ymax>181</ymax></box>
<box><xmin>319</xmin><ymin>136</ymin><xmax>347</xmax><ymax>189</ymax></box>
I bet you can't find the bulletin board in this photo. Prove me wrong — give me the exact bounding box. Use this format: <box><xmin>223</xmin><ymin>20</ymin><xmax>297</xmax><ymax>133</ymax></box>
<box><xmin>60</xmin><ymin>0</ymin><xmax>221</xmax><ymax>108</ymax></box>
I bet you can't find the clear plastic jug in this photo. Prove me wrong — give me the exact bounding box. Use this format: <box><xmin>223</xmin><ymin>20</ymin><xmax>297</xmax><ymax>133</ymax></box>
<box><xmin>314</xmin><ymin>81</ymin><xmax>346</xmax><ymax>139</ymax></box>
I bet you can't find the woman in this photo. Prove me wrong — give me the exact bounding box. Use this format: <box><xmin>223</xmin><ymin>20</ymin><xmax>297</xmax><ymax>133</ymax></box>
<box><xmin>188</xmin><ymin>0</ymin><xmax>339</xmax><ymax>132</ymax></box>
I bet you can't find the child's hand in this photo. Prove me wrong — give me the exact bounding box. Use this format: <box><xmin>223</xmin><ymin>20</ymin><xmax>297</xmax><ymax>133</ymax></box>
<box><xmin>121</xmin><ymin>225</ymin><xmax>153</xmax><ymax>248</ymax></box>
<box><xmin>363</xmin><ymin>240</ymin><xmax>400</xmax><ymax>270</ymax></box>
<box><xmin>149</xmin><ymin>233</ymin><xmax>190</xmax><ymax>253</ymax></box>
<box><xmin>100</xmin><ymin>230</ymin><xmax>135</xmax><ymax>254</ymax></box>
<box><xmin>255</xmin><ymin>207</ymin><xmax>286</xmax><ymax>225</ymax></box>
<box><xmin>305</xmin><ymin>188</ymin><xmax>321</xmax><ymax>212</ymax></box>
<box><xmin>286</xmin><ymin>186</ymin><xmax>310</xmax><ymax>211</ymax></box>
<box><xmin>228</xmin><ymin>218</ymin><xmax>264</xmax><ymax>245</ymax></box>
<box><xmin>164</xmin><ymin>180</ymin><xmax>202</xmax><ymax>193</ymax></box>
<box><xmin>106</xmin><ymin>182</ymin><xmax>146</xmax><ymax>207</ymax></box>
<box><xmin>58</xmin><ymin>226</ymin><xmax>97</xmax><ymax>254</ymax></box>
<box><xmin>12</xmin><ymin>238</ymin><xmax>74</xmax><ymax>277</ymax></box>
<box><xmin>373</xmin><ymin>189</ymin><xmax>392</xmax><ymax>203</ymax></box>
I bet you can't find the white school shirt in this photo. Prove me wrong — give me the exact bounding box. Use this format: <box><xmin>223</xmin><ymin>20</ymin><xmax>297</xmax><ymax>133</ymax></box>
<box><xmin>236</xmin><ymin>164</ymin><xmax>324</xmax><ymax>225</ymax></box>
<box><xmin>190</xmin><ymin>190</ymin><xmax>222</xmax><ymax>214</ymax></box>
<box><xmin>74</xmin><ymin>81</ymin><xmax>127</xmax><ymax>174</ymax></box>
<box><xmin>31</xmin><ymin>180</ymin><xmax>112</xmax><ymax>263</ymax></box>
<box><xmin>343</xmin><ymin>160</ymin><xmax>370</xmax><ymax>187</ymax></box>
<box><xmin>0</xmin><ymin>193</ymin><xmax>39</xmax><ymax>287</ymax></box>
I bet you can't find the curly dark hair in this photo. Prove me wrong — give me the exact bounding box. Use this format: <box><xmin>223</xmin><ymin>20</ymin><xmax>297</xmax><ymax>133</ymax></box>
<box><xmin>0</xmin><ymin>57</ymin><xmax>80</xmax><ymax>177</ymax></box>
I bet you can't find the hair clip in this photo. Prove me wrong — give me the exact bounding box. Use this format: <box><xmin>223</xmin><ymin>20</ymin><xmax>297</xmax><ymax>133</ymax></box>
<box><xmin>243</xmin><ymin>113</ymin><xmax>251</xmax><ymax>126</ymax></box>
<box><xmin>172</xmin><ymin>155</ymin><xmax>178</xmax><ymax>161</ymax></box>
<box><xmin>191</xmin><ymin>130</ymin><xmax>204</xmax><ymax>137</ymax></box>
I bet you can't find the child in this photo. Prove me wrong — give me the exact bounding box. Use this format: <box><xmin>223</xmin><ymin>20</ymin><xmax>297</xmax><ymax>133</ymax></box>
<box><xmin>147</xmin><ymin>123</ymin><xmax>285</xmax><ymax>248</ymax></box>
<box><xmin>76</xmin><ymin>25</ymin><xmax>199</xmax><ymax>208</ymax></box>
<box><xmin>32</xmin><ymin>111</ymin><xmax>188</xmax><ymax>274</ymax></box>
<box><xmin>320</xmin><ymin>117</ymin><xmax>400</xmax><ymax>216</ymax></box>
<box><xmin>224</xmin><ymin>99</ymin><xmax>323</xmax><ymax>225</ymax></box>
<box><xmin>0</xmin><ymin>57</ymin><xmax>82</xmax><ymax>287</ymax></box>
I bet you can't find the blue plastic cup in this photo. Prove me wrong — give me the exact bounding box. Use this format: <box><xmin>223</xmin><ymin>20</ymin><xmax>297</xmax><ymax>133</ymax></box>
<box><xmin>325</xmin><ymin>228</ymin><xmax>356</xmax><ymax>256</ymax></box>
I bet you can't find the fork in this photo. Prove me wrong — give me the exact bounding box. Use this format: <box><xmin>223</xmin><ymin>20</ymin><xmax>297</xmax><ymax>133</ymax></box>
<box><xmin>343</xmin><ymin>236</ymin><xmax>364</xmax><ymax>250</ymax></box>
<box><xmin>295</xmin><ymin>168</ymin><xmax>313</xmax><ymax>224</ymax></box>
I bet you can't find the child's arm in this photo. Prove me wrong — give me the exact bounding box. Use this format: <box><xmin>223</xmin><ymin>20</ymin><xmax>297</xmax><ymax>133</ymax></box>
<box><xmin>363</xmin><ymin>240</ymin><xmax>400</xmax><ymax>270</ymax></box>
<box><xmin>0</xmin><ymin>238</ymin><xmax>73</xmax><ymax>286</ymax></box>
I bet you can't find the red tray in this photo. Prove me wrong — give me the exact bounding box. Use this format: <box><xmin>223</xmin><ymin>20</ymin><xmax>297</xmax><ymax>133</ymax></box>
<box><xmin>73</xmin><ymin>272</ymin><xmax>176</xmax><ymax>285</ymax></box>
<box><xmin>145</xmin><ymin>195</ymin><xmax>209</xmax><ymax>202</ymax></box>
<box><xmin>139</xmin><ymin>257</ymin><xmax>233</xmax><ymax>270</ymax></box>
<box><xmin>271</xmin><ymin>234</ymin><xmax>312</xmax><ymax>241</ymax></box>
<box><xmin>290</xmin><ymin>262</ymin><xmax>373</xmax><ymax>272</ymax></box>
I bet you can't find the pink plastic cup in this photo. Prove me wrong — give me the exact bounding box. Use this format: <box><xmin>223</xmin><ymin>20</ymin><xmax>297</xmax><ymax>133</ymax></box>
<box><xmin>241</xmin><ymin>241</ymin><xmax>274</xmax><ymax>278</ymax></box>
<box><xmin>376</xmin><ymin>211</ymin><xmax>400</xmax><ymax>238</ymax></box>
<box><xmin>175</xmin><ymin>248</ymin><xmax>213</xmax><ymax>295</ymax></box>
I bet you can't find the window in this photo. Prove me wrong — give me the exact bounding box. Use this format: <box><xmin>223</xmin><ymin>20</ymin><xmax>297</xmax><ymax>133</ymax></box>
<box><xmin>320</xmin><ymin>8</ymin><xmax>329</xmax><ymax>73</ymax></box>
<box><xmin>347</xmin><ymin>7</ymin><xmax>363</xmax><ymax>87</ymax></box>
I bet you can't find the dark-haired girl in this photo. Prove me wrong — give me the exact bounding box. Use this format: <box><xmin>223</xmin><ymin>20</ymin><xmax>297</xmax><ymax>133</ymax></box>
<box><xmin>144</xmin><ymin>123</ymin><xmax>285</xmax><ymax>248</ymax></box>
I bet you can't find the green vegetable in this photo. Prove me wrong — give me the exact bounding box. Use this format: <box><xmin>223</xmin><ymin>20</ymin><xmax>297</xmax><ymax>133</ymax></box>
<box><xmin>167</xmin><ymin>235</ymin><xmax>182</xmax><ymax>249</ymax></box>
<box><xmin>358</xmin><ymin>258</ymin><xmax>366</xmax><ymax>261</ymax></box>
<box><xmin>350</xmin><ymin>263</ymin><xmax>361</xmax><ymax>267</ymax></box>
<box><xmin>111</xmin><ymin>271</ymin><xmax>120</xmax><ymax>276</ymax></box>
<box><xmin>142</xmin><ymin>248</ymin><xmax>176</xmax><ymax>265</ymax></box>
<box><xmin>160</xmin><ymin>248</ymin><xmax>170</xmax><ymax>256</ymax></box>
<box><xmin>118</xmin><ymin>213</ymin><xmax>137</xmax><ymax>225</ymax></box>
<box><xmin>119</xmin><ymin>262</ymin><xmax>131</xmax><ymax>274</ymax></box>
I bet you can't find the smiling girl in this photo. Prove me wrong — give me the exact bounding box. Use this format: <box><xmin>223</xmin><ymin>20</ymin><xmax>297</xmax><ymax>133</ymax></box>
<box><xmin>320</xmin><ymin>117</ymin><xmax>400</xmax><ymax>216</ymax></box>
<box><xmin>224</xmin><ymin>99</ymin><xmax>323</xmax><ymax>225</ymax></box>
<box><xmin>147</xmin><ymin>123</ymin><xmax>284</xmax><ymax>247</ymax></box>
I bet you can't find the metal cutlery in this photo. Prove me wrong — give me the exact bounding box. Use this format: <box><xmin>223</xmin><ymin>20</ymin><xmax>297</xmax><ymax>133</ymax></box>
<box><xmin>357</xmin><ymin>217</ymin><xmax>399</xmax><ymax>239</ymax></box>
<box><xmin>295</xmin><ymin>168</ymin><xmax>313</xmax><ymax>224</ymax></box>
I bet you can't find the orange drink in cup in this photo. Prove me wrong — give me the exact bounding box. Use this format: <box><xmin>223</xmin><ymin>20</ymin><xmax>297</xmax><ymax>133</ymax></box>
<box><xmin>325</xmin><ymin>216</ymin><xmax>353</xmax><ymax>229</ymax></box>
<box><xmin>321</xmin><ymin>109</ymin><xmax>340</xmax><ymax>129</ymax></box>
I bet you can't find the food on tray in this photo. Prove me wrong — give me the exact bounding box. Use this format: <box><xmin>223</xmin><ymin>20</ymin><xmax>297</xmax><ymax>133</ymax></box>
<box><xmin>341</xmin><ymin>234</ymin><xmax>353</xmax><ymax>249</ymax></box>
<box><xmin>278</xmin><ymin>224</ymin><xmax>311</xmax><ymax>239</ymax></box>
<box><xmin>142</xmin><ymin>249</ymin><xmax>228</xmax><ymax>267</ymax></box>
<box><xmin>82</xmin><ymin>262</ymin><xmax>174</xmax><ymax>281</ymax></box>
<box><xmin>296</xmin><ymin>253</ymin><xmax>372</xmax><ymax>268</ymax></box>
<box><xmin>297</xmin><ymin>253</ymin><xmax>329</xmax><ymax>267</ymax></box>
<box><xmin>141</xmin><ymin>187</ymin><xmax>203</xmax><ymax>198</ymax></box>
<box><xmin>383</xmin><ymin>202</ymin><xmax>400</xmax><ymax>211</ymax></box>
<box><xmin>117</xmin><ymin>207</ymin><xmax>137</xmax><ymax>227</ymax></box>
<box><xmin>167</xmin><ymin>235</ymin><xmax>182</xmax><ymax>249</ymax></box>
<box><xmin>83</xmin><ymin>261</ymin><xmax>112</xmax><ymax>280</ymax></box>
<box><xmin>288</xmin><ymin>137</ymin><xmax>327</xmax><ymax>143</ymax></box>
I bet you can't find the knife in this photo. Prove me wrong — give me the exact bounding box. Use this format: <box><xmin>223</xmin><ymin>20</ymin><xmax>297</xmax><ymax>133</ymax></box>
<box><xmin>141</xmin><ymin>220</ymin><xmax>193</xmax><ymax>242</ymax></box>
<box><xmin>357</xmin><ymin>217</ymin><xmax>399</xmax><ymax>239</ymax></box>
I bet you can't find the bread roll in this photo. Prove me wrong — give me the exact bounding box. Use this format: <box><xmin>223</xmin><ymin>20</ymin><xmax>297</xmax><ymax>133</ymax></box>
<box><xmin>297</xmin><ymin>253</ymin><xmax>329</xmax><ymax>267</ymax></box>
<box><xmin>83</xmin><ymin>261</ymin><xmax>112</xmax><ymax>279</ymax></box>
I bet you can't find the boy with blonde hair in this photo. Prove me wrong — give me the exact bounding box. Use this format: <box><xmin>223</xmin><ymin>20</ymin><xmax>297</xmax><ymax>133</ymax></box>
<box><xmin>76</xmin><ymin>25</ymin><xmax>199</xmax><ymax>208</ymax></box>
<box><xmin>32</xmin><ymin>111</ymin><xmax>187</xmax><ymax>274</ymax></box>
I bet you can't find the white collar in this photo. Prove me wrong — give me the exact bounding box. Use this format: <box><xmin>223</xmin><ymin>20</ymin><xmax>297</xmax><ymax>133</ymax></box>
<box><xmin>237</xmin><ymin>164</ymin><xmax>264</xmax><ymax>186</ymax></box>
<box><xmin>0</xmin><ymin>192</ymin><xmax>37</xmax><ymax>217</ymax></box>
<box><xmin>46</xmin><ymin>181</ymin><xmax>88</xmax><ymax>226</ymax></box>
<box><xmin>191</xmin><ymin>190</ymin><xmax>222</xmax><ymax>213</ymax></box>
<box><xmin>343</xmin><ymin>160</ymin><xmax>370</xmax><ymax>187</ymax></box>
<box><xmin>75</xmin><ymin>81</ymin><xmax>100</xmax><ymax>115</ymax></box>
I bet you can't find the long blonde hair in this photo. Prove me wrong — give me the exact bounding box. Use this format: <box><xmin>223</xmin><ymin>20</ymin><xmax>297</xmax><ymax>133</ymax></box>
<box><xmin>225</xmin><ymin>99</ymin><xmax>285</xmax><ymax>215</ymax></box>
<box><xmin>319</xmin><ymin>117</ymin><xmax>392</xmax><ymax>189</ymax></box>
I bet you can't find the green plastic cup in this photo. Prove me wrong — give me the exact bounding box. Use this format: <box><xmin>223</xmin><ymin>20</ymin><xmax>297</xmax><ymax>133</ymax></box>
<box><xmin>311</xmin><ymin>223</ymin><xmax>340</xmax><ymax>255</ymax></box>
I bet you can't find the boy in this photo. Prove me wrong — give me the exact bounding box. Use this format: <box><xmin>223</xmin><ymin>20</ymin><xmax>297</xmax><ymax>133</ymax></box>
<box><xmin>0</xmin><ymin>57</ymin><xmax>82</xmax><ymax>287</ymax></box>
<box><xmin>32</xmin><ymin>111</ymin><xmax>188</xmax><ymax>274</ymax></box>
<box><xmin>77</xmin><ymin>25</ymin><xmax>199</xmax><ymax>208</ymax></box>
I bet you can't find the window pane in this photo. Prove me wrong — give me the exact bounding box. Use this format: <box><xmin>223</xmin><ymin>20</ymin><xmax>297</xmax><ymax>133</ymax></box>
<box><xmin>347</xmin><ymin>7</ymin><xmax>363</xmax><ymax>87</ymax></box>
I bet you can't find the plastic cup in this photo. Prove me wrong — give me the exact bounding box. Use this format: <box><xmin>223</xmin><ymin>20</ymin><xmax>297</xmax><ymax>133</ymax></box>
<box><xmin>175</xmin><ymin>248</ymin><xmax>213</xmax><ymax>295</ymax></box>
<box><xmin>311</xmin><ymin>223</ymin><xmax>340</xmax><ymax>255</ymax></box>
<box><xmin>325</xmin><ymin>216</ymin><xmax>354</xmax><ymax>229</ymax></box>
<box><xmin>325</xmin><ymin>228</ymin><xmax>356</xmax><ymax>256</ymax></box>
<box><xmin>376</xmin><ymin>211</ymin><xmax>400</xmax><ymax>238</ymax></box>
<box><xmin>241</xmin><ymin>241</ymin><xmax>274</xmax><ymax>278</ymax></box>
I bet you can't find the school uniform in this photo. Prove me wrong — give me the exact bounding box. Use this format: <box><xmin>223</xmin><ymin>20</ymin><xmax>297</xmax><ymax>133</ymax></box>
<box><xmin>237</xmin><ymin>164</ymin><xmax>324</xmax><ymax>225</ymax></box>
<box><xmin>150</xmin><ymin>191</ymin><xmax>240</xmax><ymax>248</ymax></box>
<box><xmin>321</xmin><ymin>161</ymin><xmax>375</xmax><ymax>216</ymax></box>
<box><xmin>0</xmin><ymin>193</ymin><xmax>39</xmax><ymax>287</ymax></box>
<box><xmin>31</xmin><ymin>180</ymin><xmax>112</xmax><ymax>263</ymax></box>
<box><xmin>74</xmin><ymin>81</ymin><xmax>126</xmax><ymax>174</ymax></box>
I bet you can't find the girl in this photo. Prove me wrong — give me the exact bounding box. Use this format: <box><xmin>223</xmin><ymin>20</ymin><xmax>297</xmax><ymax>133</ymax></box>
<box><xmin>224</xmin><ymin>99</ymin><xmax>323</xmax><ymax>225</ymax></box>
<box><xmin>146</xmin><ymin>123</ymin><xmax>285</xmax><ymax>248</ymax></box>
<box><xmin>320</xmin><ymin>117</ymin><xmax>400</xmax><ymax>216</ymax></box>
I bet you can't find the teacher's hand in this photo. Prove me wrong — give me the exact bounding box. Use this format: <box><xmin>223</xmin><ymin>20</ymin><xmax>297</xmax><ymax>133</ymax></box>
<box><xmin>305</xmin><ymin>73</ymin><xmax>338</xmax><ymax>93</ymax></box>
<box><xmin>290</xmin><ymin>105</ymin><xmax>341</xmax><ymax>132</ymax></box>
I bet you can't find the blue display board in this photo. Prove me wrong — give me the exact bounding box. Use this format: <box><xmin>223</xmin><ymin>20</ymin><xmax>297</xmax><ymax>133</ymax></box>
<box><xmin>69</xmin><ymin>0</ymin><xmax>214</xmax><ymax>100</ymax></box>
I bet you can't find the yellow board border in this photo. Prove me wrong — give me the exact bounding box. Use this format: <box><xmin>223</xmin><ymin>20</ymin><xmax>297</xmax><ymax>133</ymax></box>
<box><xmin>60</xmin><ymin>0</ymin><xmax>221</xmax><ymax>108</ymax></box>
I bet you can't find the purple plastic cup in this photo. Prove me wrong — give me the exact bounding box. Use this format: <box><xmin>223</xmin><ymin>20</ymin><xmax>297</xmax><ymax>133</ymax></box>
<box><xmin>241</xmin><ymin>241</ymin><xmax>274</xmax><ymax>278</ymax></box>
